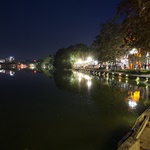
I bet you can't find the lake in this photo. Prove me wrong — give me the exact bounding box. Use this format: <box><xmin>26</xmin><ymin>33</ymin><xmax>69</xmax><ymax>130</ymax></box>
<box><xmin>0</xmin><ymin>69</ymin><xmax>149</xmax><ymax>150</ymax></box>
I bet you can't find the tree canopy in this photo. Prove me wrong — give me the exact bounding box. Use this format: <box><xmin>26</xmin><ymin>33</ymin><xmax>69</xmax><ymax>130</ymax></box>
<box><xmin>117</xmin><ymin>0</ymin><xmax>150</xmax><ymax>50</ymax></box>
<box><xmin>92</xmin><ymin>20</ymin><xmax>125</xmax><ymax>63</ymax></box>
<box><xmin>53</xmin><ymin>43</ymin><xmax>90</xmax><ymax>69</ymax></box>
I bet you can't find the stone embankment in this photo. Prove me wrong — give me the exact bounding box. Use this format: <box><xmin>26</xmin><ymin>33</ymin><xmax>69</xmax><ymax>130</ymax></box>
<box><xmin>118</xmin><ymin>108</ymin><xmax>150</xmax><ymax>150</ymax></box>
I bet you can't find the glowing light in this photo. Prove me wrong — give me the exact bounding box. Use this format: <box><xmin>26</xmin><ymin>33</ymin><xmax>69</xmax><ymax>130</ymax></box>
<box><xmin>106</xmin><ymin>77</ymin><xmax>109</xmax><ymax>82</ymax></box>
<box><xmin>78</xmin><ymin>77</ymin><xmax>82</xmax><ymax>82</ymax></box>
<box><xmin>87</xmin><ymin>57</ymin><xmax>92</xmax><ymax>62</ymax></box>
<box><xmin>0</xmin><ymin>69</ymin><xmax>5</xmax><ymax>73</ymax></box>
<box><xmin>130</xmin><ymin>48</ymin><xmax>138</xmax><ymax>54</ymax></box>
<box><xmin>87</xmin><ymin>80</ymin><xmax>92</xmax><ymax>87</ymax></box>
<box><xmin>146</xmin><ymin>52</ymin><xmax>149</xmax><ymax>57</ymax></box>
<box><xmin>78</xmin><ymin>72</ymin><xmax>83</xmax><ymax>77</ymax></box>
<box><xmin>94</xmin><ymin>60</ymin><xmax>98</xmax><ymax>65</ymax></box>
<box><xmin>84</xmin><ymin>74</ymin><xmax>91</xmax><ymax>80</ymax></box>
<box><xmin>126</xmin><ymin>74</ymin><xmax>128</xmax><ymax>79</ymax></box>
<box><xmin>17</xmin><ymin>64</ymin><xmax>27</xmax><ymax>69</ymax></box>
<box><xmin>78</xmin><ymin>59</ymin><xmax>82</xmax><ymax>64</ymax></box>
<box><xmin>9</xmin><ymin>56</ymin><xmax>14</xmax><ymax>62</ymax></box>
<box><xmin>29</xmin><ymin>64</ymin><xmax>36</xmax><ymax>69</ymax></box>
<box><xmin>10</xmin><ymin>70</ymin><xmax>15</xmax><ymax>76</ymax></box>
<box><xmin>130</xmin><ymin>91</ymin><xmax>140</xmax><ymax>102</ymax></box>
<box><xmin>128</xmin><ymin>100</ymin><xmax>137</xmax><ymax>108</ymax></box>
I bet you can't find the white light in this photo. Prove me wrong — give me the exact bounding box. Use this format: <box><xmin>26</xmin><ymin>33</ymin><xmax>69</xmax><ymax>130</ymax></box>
<box><xmin>10</xmin><ymin>70</ymin><xmax>15</xmax><ymax>76</ymax></box>
<box><xmin>0</xmin><ymin>69</ymin><xmax>5</xmax><ymax>73</ymax></box>
<box><xmin>78</xmin><ymin>77</ymin><xmax>82</xmax><ymax>82</ymax></box>
<box><xmin>146</xmin><ymin>52</ymin><xmax>149</xmax><ymax>57</ymax></box>
<box><xmin>78</xmin><ymin>59</ymin><xmax>82</xmax><ymax>64</ymax></box>
<box><xmin>84</xmin><ymin>75</ymin><xmax>91</xmax><ymax>80</ymax></box>
<box><xmin>78</xmin><ymin>72</ymin><xmax>83</xmax><ymax>77</ymax></box>
<box><xmin>87</xmin><ymin>57</ymin><xmax>92</xmax><ymax>62</ymax></box>
<box><xmin>128</xmin><ymin>100</ymin><xmax>137</xmax><ymax>108</ymax></box>
<box><xmin>94</xmin><ymin>60</ymin><xmax>98</xmax><ymax>65</ymax></box>
<box><xmin>87</xmin><ymin>80</ymin><xmax>92</xmax><ymax>87</ymax></box>
<box><xmin>130</xmin><ymin>48</ymin><xmax>138</xmax><ymax>54</ymax></box>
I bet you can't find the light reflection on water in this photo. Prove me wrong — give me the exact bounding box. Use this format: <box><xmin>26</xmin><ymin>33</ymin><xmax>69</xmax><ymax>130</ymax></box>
<box><xmin>0</xmin><ymin>69</ymin><xmax>150</xmax><ymax>150</ymax></box>
<box><xmin>73</xmin><ymin>70</ymin><xmax>150</xmax><ymax>110</ymax></box>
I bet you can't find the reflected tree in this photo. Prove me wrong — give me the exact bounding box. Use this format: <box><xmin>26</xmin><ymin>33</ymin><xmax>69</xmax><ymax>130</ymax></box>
<box><xmin>36</xmin><ymin>55</ymin><xmax>54</xmax><ymax>78</ymax></box>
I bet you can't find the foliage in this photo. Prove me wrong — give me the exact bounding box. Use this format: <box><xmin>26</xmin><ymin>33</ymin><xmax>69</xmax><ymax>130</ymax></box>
<box><xmin>117</xmin><ymin>0</ymin><xmax>150</xmax><ymax>50</ymax></box>
<box><xmin>40</xmin><ymin>55</ymin><xmax>54</xmax><ymax>70</ymax></box>
<box><xmin>36</xmin><ymin>55</ymin><xmax>54</xmax><ymax>77</ymax></box>
<box><xmin>92</xmin><ymin>19</ymin><xmax>125</xmax><ymax>63</ymax></box>
<box><xmin>53</xmin><ymin>43</ymin><xmax>90</xmax><ymax>70</ymax></box>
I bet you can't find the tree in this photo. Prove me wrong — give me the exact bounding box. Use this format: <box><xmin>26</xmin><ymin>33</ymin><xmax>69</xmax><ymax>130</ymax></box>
<box><xmin>36</xmin><ymin>55</ymin><xmax>54</xmax><ymax>77</ymax></box>
<box><xmin>92</xmin><ymin>20</ymin><xmax>125</xmax><ymax>64</ymax></box>
<box><xmin>117</xmin><ymin>0</ymin><xmax>150</xmax><ymax>50</ymax></box>
<box><xmin>53</xmin><ymin>43</ymin><xmax>90</xmax><ymax>70</ymax></box>
<box><xmin>41</xmin><ymin>55</ymin><xmax>54</xmax><ymax>70</ymax></box>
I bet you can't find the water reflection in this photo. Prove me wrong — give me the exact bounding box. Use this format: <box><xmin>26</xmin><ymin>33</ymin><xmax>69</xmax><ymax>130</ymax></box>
<box><xmin>1</xmin><ymin>69</ymin><xmax>150</xmax><ymax>150</ymax></box>
<box><xmin>0</xmin><ymin>66</ymin><xmax>53</xmax><ymax>77</ymax></box>
<box><xmin>2</xmin><ymin>68</ymin><xmax>150</xmax><ymax>109</ymax></box>
<box><xmin>71</xmin><ymin>71</ymin><xmax>150</xmax><ymax>110</ymax></box>
<box><xmin>75</xmin><ymin>72</ymin><xmax>92</xmax><ymax>89</ymax></box>
<box><xmin>0</xmin><ymin>69</ymin><xmax>15</xmax><ymax>76</ymax></box>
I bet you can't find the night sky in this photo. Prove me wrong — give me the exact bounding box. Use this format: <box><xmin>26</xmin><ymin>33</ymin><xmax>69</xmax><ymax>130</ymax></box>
<box><xmin>0</xmin><ymin>0</ymin><xmax>121</xmax><ymax>60</ymax></box>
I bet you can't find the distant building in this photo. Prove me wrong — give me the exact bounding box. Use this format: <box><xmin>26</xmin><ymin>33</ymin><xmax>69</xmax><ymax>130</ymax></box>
<box><xmin>5</xmin><ymin>56</ymin><xmax>15</xmax><ymax>62</ymax></box>
<box><xmin>0</xmin><ymin>59</ymin><xmax>5</xmax><ymax>63</ymax></box>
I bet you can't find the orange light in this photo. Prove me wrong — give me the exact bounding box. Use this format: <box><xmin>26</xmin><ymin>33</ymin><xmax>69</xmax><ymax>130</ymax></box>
<box><xmin>131</xmin><ymin>91</ymin><xmax>140</xmax><ymax>102</ymax></box>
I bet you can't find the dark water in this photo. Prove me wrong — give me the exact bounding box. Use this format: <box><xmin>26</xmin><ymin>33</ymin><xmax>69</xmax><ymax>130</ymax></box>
<box><xmin>0</xmin><ymin>69</ymin><xmax>149</xmax><ymax>150</ymax></box>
